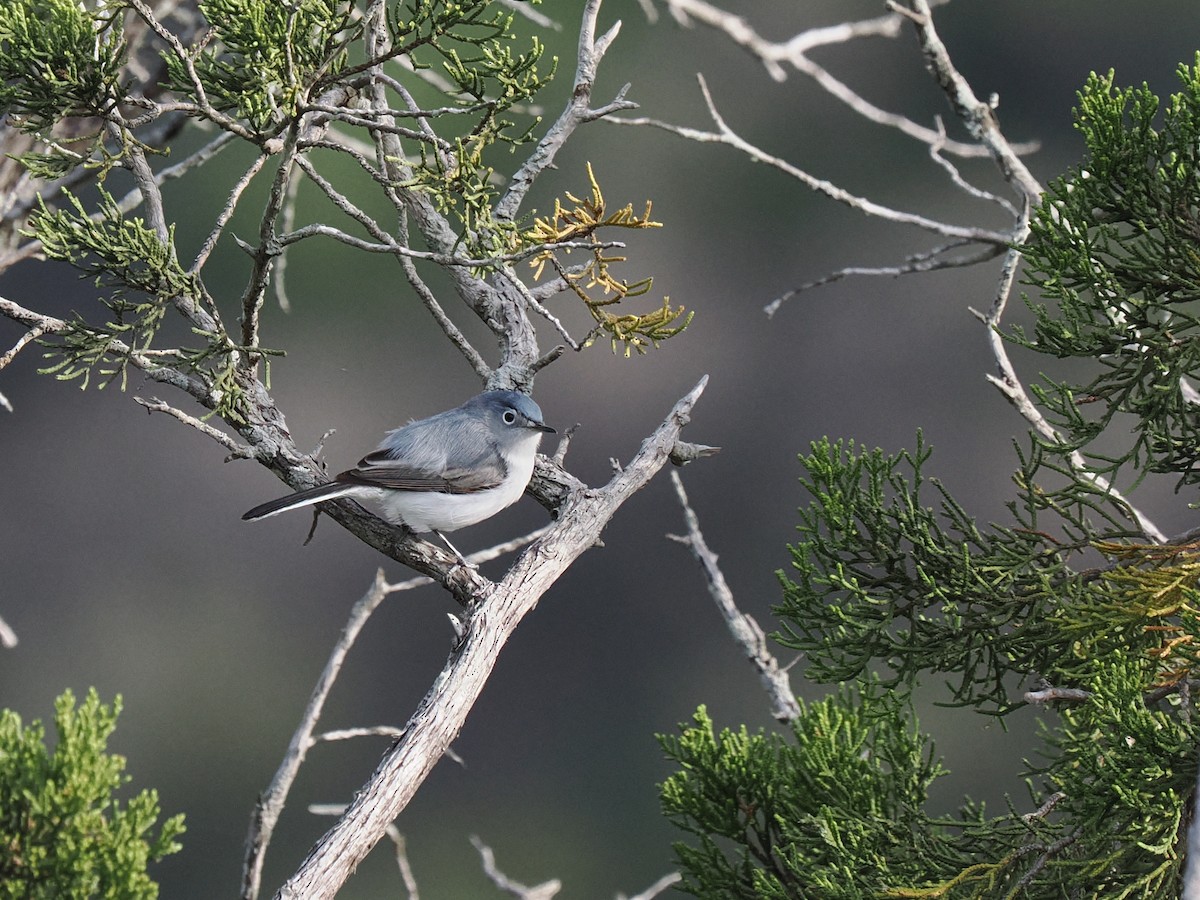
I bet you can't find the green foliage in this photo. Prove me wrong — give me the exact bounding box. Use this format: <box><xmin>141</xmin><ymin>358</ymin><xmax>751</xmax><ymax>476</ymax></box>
<box><xmin>1042</xmin><ymin>655</ymin><xmax>1193</xmax><ymax>896</ymax></box>
<box><xmin>165</xmin><ymin>0</ymin><xmax>356</xmax><ymax>132</ymax></box>
<box><xmin>771</xmin><ymin>435</ymin><xmax>1173</xmax><ymax>713</ymax></box>
<box><xmin>31</xmin><ymin>189</ymin><xmax>195</xmax><ymax>301</ymax></box>
<box><xmin>0</xmin><ymin>0</ymin><xmax>124</xmax><ymax>131</ymax></box>
<box><xmin>665</xmin><ymin>434</ymin><xmax>1199</xmax><ymax>897</ymax></box>
<box><xmin>0</xmin><ymin>689</ymin><xmax>185</xmax><ymax>899</ymax></box>
<box><xmin>394</xmin><ymin>0</ymin><xmax>551</xmax><ymax>122</ymax></box>
<box><xmin>765</xmin><ymin>436</ymin><xmax>1198</xmax><ymax>894</ymax></box>
<box><xmin>8</xmin><ymin>0</ymin><xmax>685</xmax><ymax>411</ymax></box>
<box><xmin>1018</xmin><ymin>56</ymin><xmax>1200</xmax><ymax>487</ymax></box>
<box><xmin>662</xmin><ymin>61</ymin><xmax>1200</xmax><ymax>897</ymax></box>
<box><xmin>25</xmin><ymin>187</ymin><xmax>246</xmax><ymax>416</ymax></box>
<box><xmin>390</xmin><ymin>0</ymin><xmax>556</xmax><ymax>257</ymax></box>
<box><xmin>661</xmin><ymin>693</ymin><xmax>961</xmax><ymax>899</ymax></box>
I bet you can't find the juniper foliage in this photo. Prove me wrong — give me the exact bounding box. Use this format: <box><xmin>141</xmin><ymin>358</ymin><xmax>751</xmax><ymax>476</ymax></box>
<box><xmin>0</xmin><ymin>689</ymin><xmax>184</xmax><ymax>899</ymax></box>
<box><xmin>660</xmin><ymin>59</ymin><xmax>1200</xmax><ymax>900</ymax></box>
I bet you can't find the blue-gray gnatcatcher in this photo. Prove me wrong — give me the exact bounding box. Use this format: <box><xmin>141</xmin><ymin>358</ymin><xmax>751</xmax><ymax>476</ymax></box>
<box><xmin>242</xmin><ymin>391</ymin><xmax>554</xmax><ymax>552</ymax></box>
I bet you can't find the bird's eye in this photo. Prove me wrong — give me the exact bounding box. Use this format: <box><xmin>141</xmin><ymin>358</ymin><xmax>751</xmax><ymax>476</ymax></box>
<box><xmin>502</xmin><ymin>410</ymin><xmax>517</xmax><ymax>425</ymax></box>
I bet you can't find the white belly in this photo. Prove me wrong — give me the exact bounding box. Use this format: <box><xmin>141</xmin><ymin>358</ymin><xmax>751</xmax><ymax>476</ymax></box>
<box><xmin>368</xmin><ymin>443</ymin><xmax>536</xmax><ymax>533</ymax></box>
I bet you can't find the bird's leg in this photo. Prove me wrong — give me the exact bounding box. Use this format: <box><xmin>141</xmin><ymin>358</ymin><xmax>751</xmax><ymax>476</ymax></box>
<box><xmin>432</xmin><ymin>530</ymin><xmax>477</xmax><ymax>570</ymax></box>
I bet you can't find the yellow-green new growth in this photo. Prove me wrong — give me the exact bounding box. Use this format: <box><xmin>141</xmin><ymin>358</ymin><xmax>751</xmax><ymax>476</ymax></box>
<box><xmin>526</xmin><ymin>163</ymin><xmax>693</xmax><ymax>356</ymax></box>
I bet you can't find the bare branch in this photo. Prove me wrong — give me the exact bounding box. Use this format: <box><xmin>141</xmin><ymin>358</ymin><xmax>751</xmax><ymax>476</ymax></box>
<box><xmin>0</xmin><ymin>322</ymin><xmax>50</xmax><ymax>375</ymax></box>
<box><xmin>0</xmin><ymin>295</ymin><xmax>212</xmax><ymax>402</ymax></box>
<box><xmin>614</xmin><ymin>75</ymin><xmax>1011</xmax><ymax>247</ymax></box>
<box><xmin>499</xmin><ymin>265</ymin><xmax>582</xmax><ymax>351</ymax></box>
<box><xmin>764</xmin><ymin>242</ymin><xmax>1004</xmax><ymax>317</ymax></box>
<box><xmin>272</xmin><ymin>160</ymin><xmax>303</xmax><ymax>312</ymax></box>
<box><xmin>928</xmin><ymin>117</ymin><xmax>1019</xmax><ymax>215</ymax></box>
<box><xmin>390</xmin><ymin>203</ymin><xmax>492</xmax><ymax>378</ymax></box>
<box><xmin>977</xmin><ymin>225</ymin><xmax>1166</xmax><ymax>542</ymax></box>
<box><xmin>667</xmin><ymin>471</ymin><xmax>800</xmax><ymax>723</ymax></box>
<box><xmin>624</xmin><ymin>872</ymin><xmax>683</xmax><ymax>900</ymax></box>
<box><xmin>106</xmin><ymin>119</ymin><xmax>222</xmax><ymax>335</ymax></box>
<box><xmin>241</xmin><ymin>128</ymin><xmax>303</xmax><ymax>352</ymax></box>
<box><xmin>899</xmin><ymin>0</ymin><xmax>1042</xmax><ymax>200</ymax></box>
<box><xmin>125</xmin><ymin>0</ymin><xmax>260</xmax><ymax>142</ymax></box>
<box><xmin>384</xmin><ymin>827</ymin><xmax>421</xmax><ymax>900</ymax></box>
<box><xmin>1023</xmin><ymin>686</ymin><xmax>1092</xmax><ymax>705</ymax></box>
<box><xmin>1021</xmin><ymin>791</ymin><xmax>1066</xmax><ymax>823</ymax></box>
<box><xmin>134</xmin><ymin>396</ymin><xmax>253</xmax><ymax>459</ymax></box>
<box><xmin>497</xmin><ymin>0</ymin><xmax>635</xmax><ymax>220</ymax></box>
<box><xmin>242</xmin><ymin>569</ymin><xmax>393</xmax><ymax>900</ymax></box>
<box><xmin>311</xmin><ymin>726</ymin><xmax>405</xmax><ymax>744</ymax></box>
<box><xmin>650</xmin><ymin>0</ymin><xmax>1037</xmax><ymax>159</ymax></box>
<box><xmin>190</xmin><ymin>153</ymin><xmax>270</xmax><ymax>274</ymax></box>
<box><xmin>472</xmin><ymin>836</ymin><xmax>562</xmax><ymax>900</ymax></box>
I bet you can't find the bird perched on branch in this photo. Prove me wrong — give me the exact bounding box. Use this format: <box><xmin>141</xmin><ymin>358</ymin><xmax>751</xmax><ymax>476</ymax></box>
<box><xmin>243</xmin><ymin>390</ymin><xmax>555</xmax><ymax>559</ymax></box>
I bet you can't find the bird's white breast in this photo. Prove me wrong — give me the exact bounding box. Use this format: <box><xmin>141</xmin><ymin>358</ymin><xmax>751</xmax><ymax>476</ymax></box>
<box><xmin>373</xmin><ymin>433</ymin><xmax>540</xmax><ymax>533</ymax></box>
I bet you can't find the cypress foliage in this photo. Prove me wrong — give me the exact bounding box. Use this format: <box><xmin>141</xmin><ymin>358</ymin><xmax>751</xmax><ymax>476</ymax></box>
<box><xmin>661</xmin><ymin>59</ymin><xmax>1200</xmax><ymax>899</ymax></box>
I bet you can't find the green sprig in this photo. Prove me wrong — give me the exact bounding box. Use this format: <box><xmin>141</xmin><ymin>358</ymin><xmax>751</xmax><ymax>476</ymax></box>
<box><xmin>0</xmin><ymin>689</ymin><xmax>185</xmax><ymax>898</ymax></box>
<box><xmin>1017</xmin><ymin>56</ymin><xmax>1200</xmax><ymax>488</ymax></box>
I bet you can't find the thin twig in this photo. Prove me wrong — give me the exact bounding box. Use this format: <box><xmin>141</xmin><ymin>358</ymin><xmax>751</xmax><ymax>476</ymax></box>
<box><xmin>979</xmin><ymin>226</ymin><xmax>1166</xmax><ymax>542</ymax></box>
<box><xmin>1010</xmin><ymin>830</ymin><xmax>1080</xmax><ymax>895</ymax></box>
<box><xmin>107</xmin><ymin>119</ymin><xmax>221</xmax><ymax>335</ymax></box>
<box><xmin>190</xmin><ymin>153</ymin><xmax>269</xmax><ymax>274</ymax></box>
<box><xmin>1023</xmin><ymin>686</ymin><xmax>1092</xmax><ymax>705</ymax></box>
<box><xmin>900</xmin><ymin>0</ymin><xmax>1042</xmax><ymax>199</ymax></box>
<box><xmin>497</xmin><ymin>0</ymin><xmax>634</xmax><ymax>221</ymax></box>
<box><xmin>0</xmin><ymin>323</ymin><xmax>49</xmax><ymax>374</ymax></box>
<box><xmin>312</xmin><ymin>726</ymin><xmax>406</xmax><ymax>743</ymax></box>
<box><xmin>891</xmin><ymin>0</ymin><xmax>1165</xmax><ymax>543</ymax></box>
<box><xmin>242</xmin><ymin>126</ymin><xmax>302</xmax><ymax>351</ymax></box>
<box><xmin>1021</xmin><ymin>792</ymin><xmax>1066</xmax><ymax>824</ymax></box>
<box><xmin>272</xmin><ymin>161</ymin><xmax>302</xmax><ymax>312</ymax></box>
<box><xmin>0</xmin><ymin>295</ymin><xmax>211</xmax><ymax>402</ymax></box>
<box><xmin>614</xmin><ymin>74</ymin><xmax>1011</xmax><ymax>247</ymax></box>
<box><xmin>500</xmin><ymin>265</ymin><xmax>582</xmax><ymax>351</ymax></box>
<box><xmin>393</xmin><ymin>209</ymin><xmax>492</xmax><ymax>379</ymax></box>
<box><xmin>471</xmin><ymin>836</ymin><xmax>562</xmax><ymax>900</ymax></box>
<box><xmin>667</xmin><ymin>471</ymin><xmax>800</xmax><ymax>722</ymax></box>
<box><xmin>242</xmin><ymin>569</ymin><xmax>394</xmax><ymax>900</ymax></box>
<box><xmin>928</xmin><ymin>116</ymin><xmax>1019</xmax><ymax>215</ymax></box>
<box><xmin>384</xmin><ymin>827</ymin><xmax>421</xmax><ymax>900</ymax></box>
<box><xmin>125</xmin><ymin>0</ymin><xmax>259</xmax><ymax>142</ymax></box>
<box><xmin>649</xmin><ymin>0</ymin><xmax>1037</xmax><ymax>159</ymax></box>
<box><xmin>623</xmin><ymin>872</ymin><xmax>683</xmax><ymax>900</ymax></box>
<box><xmin>134</xmin><ymin>396</ymin><xmax>254</xmax><ymax>459</ymax></box>
<box><xmin>764</xmin><ymin>243</ymin><xmax>1004</xmax><ymax>317</ymax></box>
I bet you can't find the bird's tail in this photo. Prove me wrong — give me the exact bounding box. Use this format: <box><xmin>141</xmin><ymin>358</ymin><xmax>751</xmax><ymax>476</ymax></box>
<box><xmin>242</xmin><ymin>482</ymin><xmax>360</xmax><ymax>521</ymax></box>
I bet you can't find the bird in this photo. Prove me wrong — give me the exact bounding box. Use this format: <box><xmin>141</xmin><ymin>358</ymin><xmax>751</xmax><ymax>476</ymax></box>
<box><xmin>242</xmin><ymin>390</ymin><xmax>555</xmax><ymax>559</ymax></box>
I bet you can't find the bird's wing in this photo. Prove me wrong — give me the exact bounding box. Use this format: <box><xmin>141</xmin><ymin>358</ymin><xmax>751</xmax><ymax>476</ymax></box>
<box><xmin>335</xmin><ymin>413</ymin><xmax>506</xmax><ymax>494</ymax></box>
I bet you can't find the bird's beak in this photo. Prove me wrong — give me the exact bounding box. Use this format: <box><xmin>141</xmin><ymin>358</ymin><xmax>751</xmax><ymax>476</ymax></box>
<box><xmin>533</xmin><ymin>422</ymin><xmax>556</xmax><ymax>434</ymax></box>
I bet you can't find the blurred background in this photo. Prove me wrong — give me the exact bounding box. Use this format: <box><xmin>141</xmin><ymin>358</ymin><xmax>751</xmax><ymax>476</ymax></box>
<box><xmin>3</xmin><ymin>1</ymin><xmax>1200</xmax><ymax>896</ymax></box>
